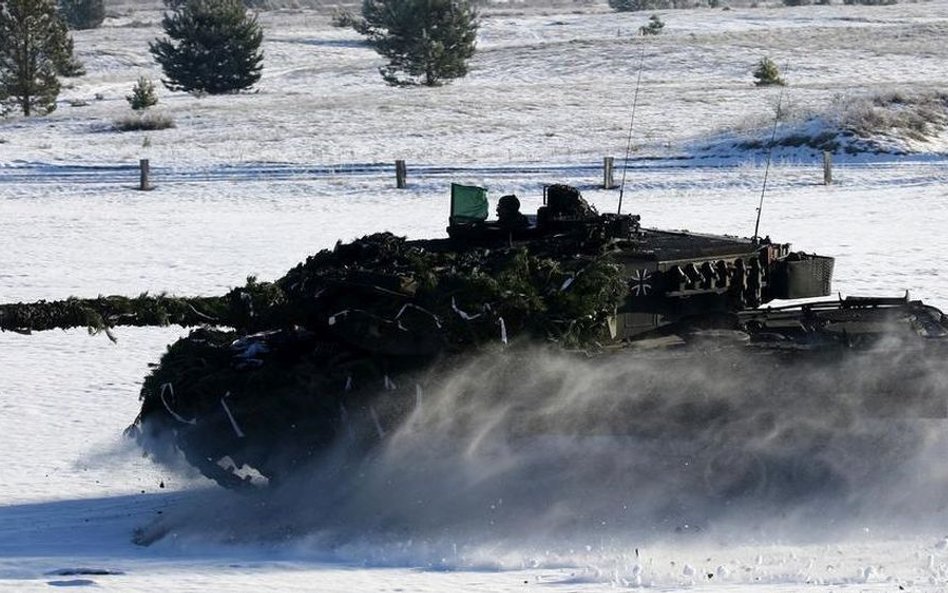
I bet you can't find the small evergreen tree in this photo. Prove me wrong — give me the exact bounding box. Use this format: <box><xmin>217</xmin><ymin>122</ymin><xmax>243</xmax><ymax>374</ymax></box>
<box><xmin>127</xmin><ymin>77</ymin><xmax>159</xmax><ymax>110</ymax></box>
<box><xmin>360</xmin><ymin>0</ymin><xmax>478</xmax><ymax>87</ymax></box>
<box><xmin>639</xmin><ymin>14</ymin><xmax>664</xmax><ymax>35</ymax></box>
<box><xmin>0</xmin><ymin>0</ymin><xmax>80</xmax><ymax>116</ymax></box>
<box><xmin>150</xmin><ymin>0</ymin><xmax>264</xmax><ymax>94</ymax></box>
<box><xmin>58</xmin><ymin>0</ymin><xmax>106</xmax><ymax>30</ymax></box>
<box><xmin>753</xmin><ymin>57</ymin><xmax>785</xmax><ymax>87</ymax></box>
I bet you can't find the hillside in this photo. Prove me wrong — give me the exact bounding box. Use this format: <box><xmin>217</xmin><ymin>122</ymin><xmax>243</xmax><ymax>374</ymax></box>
<box><xmin>2</xmin><ymin>1</ymin><xmax>948</xmax><ymax>167</ymax></box>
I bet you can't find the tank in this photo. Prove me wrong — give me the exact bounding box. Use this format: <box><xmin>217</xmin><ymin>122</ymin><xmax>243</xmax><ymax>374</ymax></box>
<box><xmin>3</xmin><ymin>183</ymin><xmax>947</xmax><ymax>490</ymax></box>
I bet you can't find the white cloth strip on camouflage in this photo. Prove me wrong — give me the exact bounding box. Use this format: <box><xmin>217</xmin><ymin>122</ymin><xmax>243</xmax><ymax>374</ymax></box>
<box><xmin>220</xmin><ymin>393</ymin><xmax>246</xmax><ymax>438</ymax></box>
<box><xmin>327</xmin><ymin>310</ymin><xmax>349</xmax><ymax>326</ymax></box>
<box><xmin>451</xmin><ymin>297</ymin><xmax>481</xmax><ymax>320</ymax></box>
<box><xmin>369</xmin><ymin>406</ymin><xmax>385</xmax><ymax>439</ymax></box>
<box><xmin>159</xmin><ymin>383</ymin><xmax>196</xmax><ymax>425</ymax></box>
<box><xmin>395</xmin><ymin>303</ymin><xmax>443</xmax><ymax>328</ymax></box>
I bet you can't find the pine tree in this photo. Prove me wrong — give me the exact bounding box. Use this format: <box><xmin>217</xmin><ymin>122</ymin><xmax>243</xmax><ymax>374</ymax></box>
<box><xmin>753</xmin><ymin>57</ymin><xmax>786</xmax><ymax>87</ymax></box>
<box><xmin>127</xmin><ymin>77</ymin><xmax>159</xmax><ymax>110</ymax></box>
<box><xmin>58</xmin><ymin>0</ymin><xmax>106</xmax><ymax>30</ymax></box>
<box><xmin>150</xmin><ymin>0</ymin><xmax>264</xmax><ymax>95</ymax></box>
<box><xmin>360</xmin><ymin>0</ymin><xmax>478</xmax><ymax>87</ymax></box>
<box><xmin>0</xmin><ymin>0</ymin><xmax>79</xmax><ymax>116</ymax></box>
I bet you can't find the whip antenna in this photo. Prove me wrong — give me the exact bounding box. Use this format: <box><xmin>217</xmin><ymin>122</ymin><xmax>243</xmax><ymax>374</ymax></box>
<box><xmin>752</xmin><ymin>78</ymin><xmax>788</xmax><ymax>243</ymax></box>
<box><xmin>617</xmin><ymin>41</ymin><xmax>647</xmax><ymax>215</ymax></box>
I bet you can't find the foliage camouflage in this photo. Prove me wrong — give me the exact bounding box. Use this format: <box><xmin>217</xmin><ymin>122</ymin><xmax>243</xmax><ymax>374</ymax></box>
<box><xmin>0</xmin><ymin>0</ymin><xmax>82</xmax><ymax>116</ymax></box>
<box><xmin>151</xmin><ymin>0</ymin><xmax>264</xmax><ymax>94</ymax></box>
<box><xmin>0</xmin><ymin>233</ymin><xmax>625</xmax><ymax>348</ymax></box>
<box><xmin>2</xmin><ymin>231</ymin><xmax>625</xmax><ymax>487</ymax></box>
<box><xmin>1</xmin><ymin>294</ymin><xmax>222</xmax><ymax>339</ymax></box>
<box><xmin>278</xmin><ymin>232</ymin><xmax>625</xmax><ymax>348</ymax></box>
<box><xmin>360</xmin><ymin>0</ymin><xmax>478</xmax><ymax>86</ymax></box>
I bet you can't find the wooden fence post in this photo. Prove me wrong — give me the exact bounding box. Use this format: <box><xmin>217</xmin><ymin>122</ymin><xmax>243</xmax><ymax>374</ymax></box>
<box><xmin>603</xmin><ymin>156</ymin><xmax>616</xmax><ymax>189</ymax></box>
<box><xmin>395</xmin><ymin>160</ymin><xmax>407</xmax><ymax>189</ymax></box>
<box><xmin>822</xmin><ymin>151</ymin><xmax>832</xmax><ymax>185</ymax></box>
<box><xmin>139</xmin><ymin>159</ymin><xmax>151</xmax><ymax>191</ymax></box>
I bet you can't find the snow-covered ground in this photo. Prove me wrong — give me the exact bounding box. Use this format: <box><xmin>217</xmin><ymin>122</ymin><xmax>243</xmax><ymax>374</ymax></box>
<box><xmin>2</xmin><ymin>1</ymin><xmax>948</xmax><ymax>591</ymax></box>
<box><xmin>2</xmin><ymin>0</ymin><xmax>947</xmax><ymax>166</ymax></box>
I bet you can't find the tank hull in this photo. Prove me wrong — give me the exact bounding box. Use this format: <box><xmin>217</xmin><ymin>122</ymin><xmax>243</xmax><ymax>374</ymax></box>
<box><xmin>131</xmin><ymin>296</ymin><xmax>948</xmax><ymax>490</ymax></box>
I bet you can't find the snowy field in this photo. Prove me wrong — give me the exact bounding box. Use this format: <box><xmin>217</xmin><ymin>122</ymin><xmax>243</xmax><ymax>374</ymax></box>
<box><xmin>2</xmin><ymin>0</ymin><xmax>948</xmax><ymax>591</ymax></box>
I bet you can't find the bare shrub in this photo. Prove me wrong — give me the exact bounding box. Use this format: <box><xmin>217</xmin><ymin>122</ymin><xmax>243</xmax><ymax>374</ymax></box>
<box><xmin>113</xmin><ymin>112</ymin><xmax>176</xmax><ymax>132</ymax></box>
<box><xmin>831</xmin><ymin>91</ymin><xmax>948</xmax><ymax>142</ymax></box>
<box><xmin>724</xmin><ymin>90</ymin><xmax>946</xmax><ymax>156</ymax></box>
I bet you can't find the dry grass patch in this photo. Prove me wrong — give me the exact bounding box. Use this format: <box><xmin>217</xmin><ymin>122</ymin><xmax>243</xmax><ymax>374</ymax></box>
<box><xmin>113</xmin><ymin>112</ymin><xmax>176</xmax><ymax>132</ymax></box>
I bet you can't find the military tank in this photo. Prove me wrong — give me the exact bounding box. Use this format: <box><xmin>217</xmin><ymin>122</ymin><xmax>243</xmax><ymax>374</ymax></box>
<box><xmin>2</xmin><ymin>183</ymin><xmax>946</xmax><ymax>491</ymax></box>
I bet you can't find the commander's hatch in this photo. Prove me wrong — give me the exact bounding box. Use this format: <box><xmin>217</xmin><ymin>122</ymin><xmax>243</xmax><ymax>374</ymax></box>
<box><xmin>449</xmin><ymin>183</ymin><xmax>488</xmax><ymax>227</ymax></box>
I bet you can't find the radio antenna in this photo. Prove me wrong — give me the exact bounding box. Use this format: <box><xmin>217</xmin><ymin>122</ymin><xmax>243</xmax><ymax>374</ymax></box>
<box><xmin>617</xmin><ymin>41</ymin><xmax>647</xmax><ymax>215</ymax></box>
<box><xmin>752</xmin><ymin>79</ymin><xmax>788</xmax><ymax>243</ymax></box>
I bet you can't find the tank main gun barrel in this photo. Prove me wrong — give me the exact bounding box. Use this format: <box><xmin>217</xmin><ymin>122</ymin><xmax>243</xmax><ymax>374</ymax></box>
<box><xmin>0</xmin><ymin>294</ymin><xmax>231</xmax><ymax>337</ymax></box>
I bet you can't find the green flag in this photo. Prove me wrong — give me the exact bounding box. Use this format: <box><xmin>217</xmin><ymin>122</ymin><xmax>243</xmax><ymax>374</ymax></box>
<box><xmin>450</xmin><ymin>183</ymin><xmax>488</xmax><ymax>223</ymax></box>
